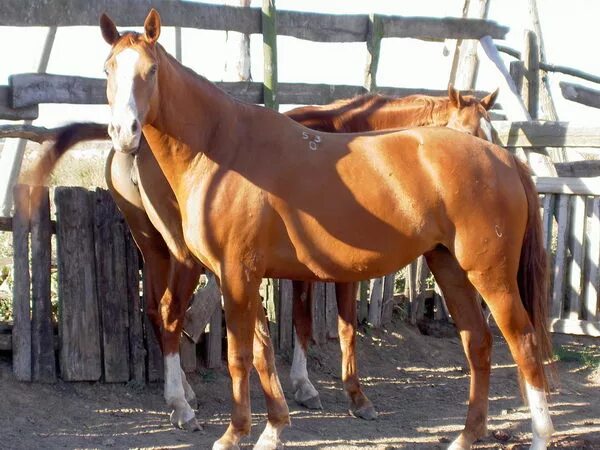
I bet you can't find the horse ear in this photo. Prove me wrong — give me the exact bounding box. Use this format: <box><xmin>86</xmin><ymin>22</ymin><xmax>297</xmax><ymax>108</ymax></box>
<box><xmin>448</xmin><ymin>84</ymin><xmax>464</xmax><ymax>108</ymax></box>
<box><xmin>144</xmin><ymin>9</ymin><xmax>162</xmax><ymax>44</ymax></box>
<box><xmin>100</xmin><ymin>13</ymin><xmax>120</xmax><ymax>45</ymax></box>
<box><xmin>481</xmin><ymin>87</ymin><xmax>499</xmax><ymax>111</ymax></box>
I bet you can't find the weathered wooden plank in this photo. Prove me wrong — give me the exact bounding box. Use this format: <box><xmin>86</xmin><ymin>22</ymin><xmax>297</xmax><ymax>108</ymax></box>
<box><xmin>183</xmin><ymin>273</ymin><xmax>221</xmax><ymax>344</ymax></box>
<box><xmin>0</xmin><ymin>86</ymin><xmax>38</xmax><ymax>120</ymax></box>
<box><xmin>358</xmin><ymin>280</ymin><xmax>369</xmax><ymax>323</ymax></box>
<box><xmin>205</xmin><ymin>306</ymin><xmax>222</xmax><ymax>369</ymax></box>
<box><xmin>364</xmin><ymin>13</ymin><xmax>383</xmax><ymax>92</ymax></box>
<box><xmin>560</xmin><ymin>81</ymin><xmax>600</xmax><ymax>110</ymax></box>
<box><xmin>381</xmin><ymin>273</ymin><xmax>395</xmax><ymax>326</ymax></box>
<box><xmin>0</xmin><ymin>1</ymin><xmax>507</xmax><ymax>42</ymax></box>
<box><xmin>30</xmin><ymin>186</ymin><xmax>56</xmax><ymax>383</ymax></box>
<box><xmin>262</xmin><ymin>0</ymin><xmax>278</xmax><ymax>110</ymax></box>
<box><xmin>382</xmin><ymin>15</ymin><xmax>507</xmax><ymax>41</ymax></box>
<box><xmin>522</xmin><ymin>30</ymin><xmax>540</xmax><ymax>119</ymax></box>
<box><xmin>551</xmin><ymin>195</ymin><xmax>571</xmax><ymax>320</ymax></box>
<box><xmin>534</xmin><ymin>177</ymin><xmax>600</xmax><ymax>196</ymax></box>
<box><xmin>9</xmin><ymin>73</ymin><xmax>491</xmax><ymax>108</ymax></box>
<box><xmin>541</xmin><ymin>194</ymin><xmax>555</xmax><ymax>251</ymax></box>
<box><xmin>325</xmin><ymin>282</ymin><xmax>338</xmax><ymax>339</ymax></box>
<box><xmin>584</xmin><ymin>198</ymin><xmax>600</xmax><ymax>322</ymax></box>
<box><xmin>493</xmin><ymin>121</ymin><xmax>600</xmax><ymax>148</ymax></box>
<box><xmin>125</xmin><ymin>229</ymin><xmax>146</xmax><ymax>383</ymax></box>
<box><xmin>368</xmin><ymin>277</ymin><xmax>383</xmax><ymax>328</ymax></box>
<box><xmin>278</xmin><ymin>279</ymin><xmax>293</xmax><ymax>351</ymax></box>
<box><xmin>55</xmin><ymin>187</ymin><xmax>102</xmax><ymax>381</ymax></box>
<box><xmin>94</xmin><ymin>189</ymin><xmax>130</xmax><ymax>383</ymax></box>
<box><xmin>179</xmin><ymin>335</ymin><xmax>197</xmax><ymax>373</ymax></box>
<box><xmin>566</xmin><ymin>195</ymin><xmax>586</xmax><ymax>320</ymax></box>
<box><xmin>12</xmin><ymin>184</ymin><xmax>31</xmax><ymax>381</ymax></box>
<box><xmin>311</xmin><ymin>282</ymin><xmax>327</xmax><ymax>344</ymax></box>
<box><xmin>0</xmin><ymin>124</ymin><xmax>60</xmax><ymax>143</ymax></box>
<box><xmin>549</xmin><ymin>318</ymin><xmax>600</xmax><ymax>337</ymax></box>
<box><xmin>556</xmin><ymin>161</ymin><xmax>600</xmax><ymax>178</ymax></box>
<box><xmin>264</xmin><ymin>278</ymin><xmax>279</xmax><ymax>349</ymax></box>
<box><xmin>142</xmin><ymin>270</ymin><xmax>163</xmax><ymax>382</ymax></box>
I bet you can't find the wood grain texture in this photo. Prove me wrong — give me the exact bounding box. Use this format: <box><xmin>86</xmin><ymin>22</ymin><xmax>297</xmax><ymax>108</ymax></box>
<box><xmin>55</xmin><ymin>187</ymin><xmax>102</xmax><ymax>381</ymax></box>
<box><xmin>551</xmin><ymin>195</ymin><xmax>571</xmax><ymax>321</ymax></box>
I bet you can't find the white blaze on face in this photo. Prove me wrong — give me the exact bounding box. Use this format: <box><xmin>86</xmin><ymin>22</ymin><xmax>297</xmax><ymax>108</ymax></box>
<box><xmin>479</xmin><ymin>117</ymin><xmax>494</xmax><ymax>142</ymax></box>
<box><xmin>109</xmin><ymin>48</ymin><xmax>141</xmax><ymax>150</ymax></box>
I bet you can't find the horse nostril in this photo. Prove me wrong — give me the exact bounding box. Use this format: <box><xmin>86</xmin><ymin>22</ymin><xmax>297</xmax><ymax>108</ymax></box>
<box><xmin>131</xmin><ymin>121</ymin><xmax>139</xmax><ymax>133</ymax></box>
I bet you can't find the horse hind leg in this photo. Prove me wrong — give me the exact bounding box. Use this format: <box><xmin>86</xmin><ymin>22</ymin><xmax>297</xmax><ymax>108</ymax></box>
<box><xmin>462</xmin><ymin>256</ymin><xmax>553</xmax><ymax>449</ymax></box>
<box><xmin>290</xmin><ymin>281</ymin><xmax>322</xmax><ymax>409</ymax></box>
<box><xmin>425</xmin><ymin>247</ymin><xmax>491</xmax><ymax>449</ymax></box>
<box><xmin>335</xmin><ymin>281</ymin><xmax>377</xmax><ymax>420</ymax></box>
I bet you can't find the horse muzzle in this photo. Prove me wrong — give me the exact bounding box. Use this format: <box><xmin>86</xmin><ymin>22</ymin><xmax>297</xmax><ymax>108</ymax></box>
<box><xmin>108</xmin><ymin>119</ymin><xmax>141</xmax><ymax>153</ymax></box>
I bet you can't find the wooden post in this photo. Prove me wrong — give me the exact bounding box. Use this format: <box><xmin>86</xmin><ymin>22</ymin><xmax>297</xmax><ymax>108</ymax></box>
<box><xmin>183</xmin><ymin>273</ymin><xmax>221</xmax><ymax>343</ymax></box>
<box><xmin>30</xmin><ymin>186</ymin><xmax>56</xmax><ymax>383</ymax></box>
<box><xmin>364</xmin><ymin>13</ymin><xmax>383</xmax><ymax>92</ymax></box>
<box><xmin>551</xmin><ymin>195</ymin><xmax>571</xmax><ymax>320</ymax></box>
<box><xmin>94</xmin><ymin>189</ymin><xmax>130</xmax><ymax>382</ymax></box>
<box><xmin>224</xmin><ymin>0</ymin><xmax>252</xmax><ymax>81</ymax></box>
<box><xmin>12</xmin><ymin>184</ymin><xmax>31</xmax><ymax>381</ymax></box>
<box><xmin>567</xmin><ymin>195</ymin><xmax>585</xmax><ymax>320</ymax></box>
<box><xmin>368</xmin><ymin>277</ymin><xmax>383</xmax><ymax>328</ymax></box>
<box><xmin>125</xmin><ymin>230</ymin><xmax>146</xmax><ymax>383</ymax></box>
<box><xmin>522</xmin><ymin>30</ymin><xmax>540</xmax><ymax>119</ymax></box>
<box><xmin>325</xmin><ymin>282</ymin><xmax>338</xmax><ymax>339</ymax></box>
<box><xmin>449</xmin><ymin>0</ymin><xmax>490</xmax><ymax>90</ymax></box>
<box><xmin>0</xmin><ymin>27</ymin><xmax>55</xmax><ymax>216</ymax></box>
<box><xmin>278</xmin><ymin>279</ymin><xmax>293</xmax><ymax>351</ymax></box>
<box><xmin>264</xmin><ymin>278</ymin><xmax>280</xmax><ymax>349</ymax></box>
<box><xmin>358</xmin><ymin>280</ymin><xmax>369</xmax><ymax>323</ymax></box>
<box><xmin>262</xmin><ymin>0</ymin><xmax>278</xmax><ymax>110</ymax></box>
<box><xmin>509</xmin><ymin>60</ymin><xmax>526</xmax><ymax>94</ymax></box>
<box><xmin>205</xmin><ymin>305</ymin><xmax>222</xmax><ymax>369</ymax></box>
<box><xmin>381</xmin><ymin>274</ymin><xmax>395</xmax><ymax>325</ymax></box>
<box><xmin>584</xmin><ymin>198</ymin><xmax>600</xmax><ymax>321</ymax></box>
<box><xmin>55</xmin><ymin>187</ymin><xmax>102</xmax><ymax>381</ymax></box>
<box><xmin>311</xmin><ymin>282</ymin><xmax>326</xmax><ymax>344</ymax></box>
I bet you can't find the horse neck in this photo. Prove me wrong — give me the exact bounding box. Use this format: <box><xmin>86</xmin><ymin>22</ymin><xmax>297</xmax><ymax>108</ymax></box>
<box><xmin>384</xmin><ymin>96</ymin><xmax>451</xmax><ymax>128</ymax></box>
<box><xmin>145</xmin><ymin>46</ymin><xmax>235</xmax><ymax>188</ymax></box>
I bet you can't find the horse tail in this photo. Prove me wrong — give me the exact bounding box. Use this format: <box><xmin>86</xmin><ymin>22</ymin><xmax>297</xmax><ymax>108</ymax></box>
<box><xmin>24</xmin><ymin>122</ymin><xmax>109</xmax><ymax>187</ymax></box>
<box><xmin>514</xmin><ymin>156</ymin><xmax>553</xmax><ymax>389</ymax></box>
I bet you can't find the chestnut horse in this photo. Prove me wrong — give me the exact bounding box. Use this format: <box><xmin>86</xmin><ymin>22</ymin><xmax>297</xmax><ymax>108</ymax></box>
<box><xmin>41</xmin><ymin>85</ymin><xmax>499</xmax><ymax>428</ymax></box>
<box><xmin>34</xmin><ymin>10</ymin><xmax>554</xmax><ymax>449</ymax></box>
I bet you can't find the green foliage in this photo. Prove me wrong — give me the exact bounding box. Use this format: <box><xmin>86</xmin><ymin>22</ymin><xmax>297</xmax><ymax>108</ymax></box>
<box><xmin>554</xmin><ymin>344</ymin><xmax>600</xmax><ymax>369</ymax></box>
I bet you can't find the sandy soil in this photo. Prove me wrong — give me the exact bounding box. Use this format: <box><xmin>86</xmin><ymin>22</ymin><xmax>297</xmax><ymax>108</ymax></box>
<box><xmin>1</xmin><ymin>317</ymin><xmax>599</xmax><ymax>449</ymax></box>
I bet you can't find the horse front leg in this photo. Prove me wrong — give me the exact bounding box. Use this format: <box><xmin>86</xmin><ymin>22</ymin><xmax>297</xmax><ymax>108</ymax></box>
<box><xmin>159</xmin><ymin>259</ymin><xmax>203</xmax><ymax>431</ymax></box>
<box><xmin>290</xmin><ymin>281</ymin><xmax>323</xmax><ymax>409</ymax></box>
<box><xmin>214</xmin><ymin>271</ymin><xmax>289</xmax><ymax>450</ymax></box>
<box><xmin>335</xmin><ymin>282</ymin><xmax>377</xmax><ymax>420</ymax></box>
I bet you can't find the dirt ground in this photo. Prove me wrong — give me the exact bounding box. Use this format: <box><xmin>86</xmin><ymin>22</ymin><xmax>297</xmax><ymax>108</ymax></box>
<box><xmin>1</xmin><ymin>317</ymin><xmax>599</xmax><ymax>449</ymax></box>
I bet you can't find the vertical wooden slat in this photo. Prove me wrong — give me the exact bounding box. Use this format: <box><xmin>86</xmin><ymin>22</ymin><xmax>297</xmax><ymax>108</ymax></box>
<box><xmin>381</xmin><ymin>273</ymin><xmax>395</xmax><ymax>325</ymax></box>
<box><xmin>278</xmin><ymin>279</ymin><xmax>293</xmax><ymax>351</ymax></box>
<box><xmin>522</xmin><ymin>29</ymin><xmax>540</xmax><ymax>119</ymax></box>
<box><xmin>541</xmin><ymin>193</ymin><xmax>555</xmax><ymax>250</ymax></box>
<box><xmin>584</xmin><ymin>197</ymin><xmax>600</xmax><ymax>321</ymax></box>
<box><xmin>364</xmin><ymin>13</ymin><xmax>383</xmax><ymax>91</ymax></box>
<box><xmin>262</xmin><ymin>0</ymin><xmax>278</xmax><ymax>110</ymax></box>
<box><xmin>325</xmin><ymin>282</ymin><xmax>338</xmax><ymax>339</ymax></box>
<box><xmin>551</xmin><ymin>194</ymin><xmax>571</xmax><ymax>320</ymax></box>
<box><xmin>30</xmin><ymin>186</ymin><xmax>56</xmax><ymax>383</ymax></box>
<box><xmin>142</xmin><ymin>270</ymin><xmax>164</xmax><ymax>382</ymax></box>
<box><xmin>94</xmin><ymin>189</ymin><xmax>130</xmax><ymax>382</ymax></box>
<box><xmin>368</xmin><ymin>277</ymin><xmax>383</xmax><ymax>328</ymax></box>
<box><xmin>311</xmin><ymin>282</ymin><xmax>326</xmax><ymax>344</ymax></box>
<box><xmin>179</xmin><ymin>335</ymin><xmax>197</xmax><ymax>373</ymax></box>
<box><xmin>55</xmin><ymin>187</ymin><xmax>102</xmax><ymax>381</ymax></box>
<box><xmin>125</xmin><ymin>230</ymin><xmax>146</xmax><ymax>383</ymax></box>
<box><xmin>12</xmin><ymin>184</ymin><xmax>31</xmax><ymax>381</ymax></box>
<box><xmin>358</xmin><ymin>280</ymin><xmax>369</xmax><ymax>323</ymax></box>
<box><xmin>205</xmin><ymin>306</ymin><xmax>222</xmax><ymax>369</ymax></box>
<box><xmin>567</xmin><ymin>195</ymin><xmax>586</xmax><ymax>320</ymax></box>
<box><xmin>264</xmin><ymin>278</ymin><xmax>279</xmax><ymax>349</ymax></box>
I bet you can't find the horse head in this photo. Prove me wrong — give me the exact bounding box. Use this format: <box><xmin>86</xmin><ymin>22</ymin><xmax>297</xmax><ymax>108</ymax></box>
<box><xmin>100</xmin><ymin>9</ymin><xmax>162</xmax><ymax>153</ymax></box>
<box><xmin>446</xmin><ymin>84</ymin><xmax>498</xmax><ymax>142</ymax></box>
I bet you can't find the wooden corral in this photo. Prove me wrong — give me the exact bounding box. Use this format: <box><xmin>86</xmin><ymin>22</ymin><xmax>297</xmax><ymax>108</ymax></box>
<box><xmin>1</xmin><ymin>1</ymin><xmax>599</xmax><ymax>384</ymax></box>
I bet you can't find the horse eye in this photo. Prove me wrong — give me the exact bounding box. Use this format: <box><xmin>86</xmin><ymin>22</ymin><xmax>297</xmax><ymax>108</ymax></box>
<box><xmin>149</xmin><ymin>65</ymin><xmax>158</xmax><ymax>75</ymax></box>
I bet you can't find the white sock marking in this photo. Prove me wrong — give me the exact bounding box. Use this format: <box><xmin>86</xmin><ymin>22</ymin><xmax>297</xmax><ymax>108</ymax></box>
<box><xmin>525</xmin><ymin>382</ymin><xmax>554</xmax><ymax>449</ymax></box>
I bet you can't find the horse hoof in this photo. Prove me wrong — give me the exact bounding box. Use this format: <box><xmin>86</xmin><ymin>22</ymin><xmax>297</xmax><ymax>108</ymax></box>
<box><xmin>296</xmin><ymin>394</ymin><xmax>322</xmax><ymax>410</ymax></box>
<box><xmin>253</xmin><ymin>439</ymin><xmax>284</xmax><ymax>450</ymax></box>
<box><xmin>349</xmin><ymin>404</ymin><xmax>377</xmax><ymax>420</ymax></box>
<box><xmin>212</xmin><ymin>441</ymin><xmax>240</xmax><ymax>450</ymax></box>
<box><xmin>182</xmin><ymin>417</ymin><xmax>202</xmax><ymax>432</ymax></box>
